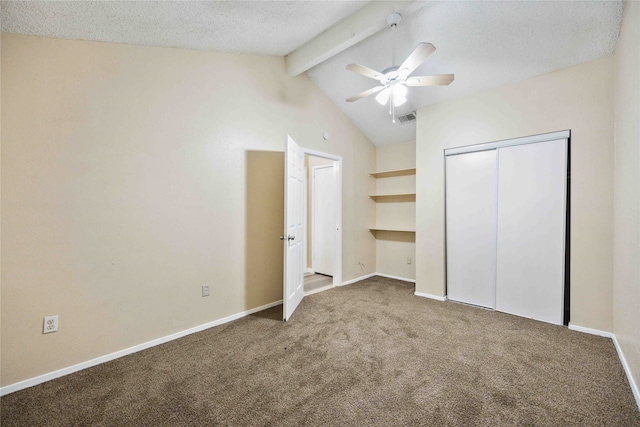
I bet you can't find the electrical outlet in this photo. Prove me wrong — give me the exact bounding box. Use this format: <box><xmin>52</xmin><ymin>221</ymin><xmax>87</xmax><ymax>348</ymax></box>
<box><xmin>407</xmin><ymin>257</ymin><xmax>412</xmax><ymax>265</ymax></box>
<box><xmin>202</xmin><ymin>285</ymin><xmax>210</xmax><ymax>297</ymax></box>
<box><xmin>43</xmin><ymin>315</ymin><xmax>58</xmax><ymax>334</ymax></box>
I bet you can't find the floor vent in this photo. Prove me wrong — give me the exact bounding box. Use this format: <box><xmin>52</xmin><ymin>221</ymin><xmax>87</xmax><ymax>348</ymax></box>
<box><xmin>396</xmin><ymin>111</ymin><xmax>416</xmax><ymax>124</ymax></box>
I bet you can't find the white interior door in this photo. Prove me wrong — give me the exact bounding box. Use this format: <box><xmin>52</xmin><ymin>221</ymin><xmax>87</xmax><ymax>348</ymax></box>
<box><xmin>283</xmin><ymin>136</ymin><xmax>305</xmax><ymax>321</ymax></box>
<box><xmin>495</xmin><ymin>139</ymin><xmax>567</xmax><ymax>325</ymax></box>
<box><xmin>312</xmin><ymin>164</ymin><xmax>336</xmax><ymax>276</ymax></box>
<box><xmin>446</xmin><ymin>150</ymin><xmax>498</xmax><ymax>309</ymax></box>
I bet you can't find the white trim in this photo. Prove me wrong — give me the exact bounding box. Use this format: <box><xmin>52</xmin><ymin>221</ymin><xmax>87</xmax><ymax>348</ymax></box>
<box><xmin>314</xmin><ymin>273</ymin><xmax>414</xmax><ymax>290</ymax></box>
<box><xmin>304</xmin><ymin>268</ymin><xmax>314</xmax><ymax>275</ymax></box>
<box><xmin>568</xmin><ymin>325</ymin><xmax>640</xmax><ymax>410</ymax></box>
<box><xmin>312</xmin><ymin>164</ymin><xmax>334</xmax><ymax>172</ymax></box>
<box><xmin>612</xmin><ymin>334</ymin><xmax>640</xmax><ymax>410</ymax></box>
<box><xmin>301</xmin><ymin>148</ymin><xmax>343</xmax><ymax>289</ymax></box>
<box><xmin>341</xmin><ymin>272</ymin><xmax>376</xmax><ymax>286</ymax></box>
<box><xmin>414</xmin><ymin>291</ymin><xmax>447</xmax><ymax>301</ymax></box>
<box><xmin>0</xmin><ymin>300</ymin><xmax>282</xmax><ymax>396</ymax></box>
<box><xmin>567</xmin><ymin>323</ymin><xmax>613</xmax><ymax>338</ymax></box>
<box><xmin>445</xmin><ymin>130</ymin><xmax>570</xmax><ymax>156</ymax></box>
<box><xmin>374</xmin><ymin>273</ymin><xmax>416</xmax><ymax>283</ymax></box>
<box><xmin>303</xmin><ymin>164</ymin><xmax>309</xmax><ymax>275</ymax></box>
<box><xmin>342</xmin><ymin>273</ymin><xmax>417</xmax><ymax>286</ymax></box>
<box><xmin>334</xmin><ymin>158</ymin><xmax>343</xmax><ymax>288</ymax></box>
<box><xmin>302</xmin><ymin>147</ymin><xmax>341</xmax><ymax>160</ymax></box>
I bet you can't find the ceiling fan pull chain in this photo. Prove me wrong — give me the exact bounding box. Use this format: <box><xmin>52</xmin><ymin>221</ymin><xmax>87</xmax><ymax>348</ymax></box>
<box><xmin>391</xmin><ymin>92</ymin><xmax>396</xmax><ymax>123</ymax></box>
<box><xmin>389</xmin><ymin>91</ymin><xmax>393</xmax><ymax>115</ymax></box>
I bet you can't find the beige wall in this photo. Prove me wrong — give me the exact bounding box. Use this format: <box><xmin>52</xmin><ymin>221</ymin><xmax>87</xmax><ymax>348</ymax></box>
<box><xmin>374</xmin><ymin>140</ymin><xmax>416</xmax><ymax>280</ymax></box>
<box><xmin>0</xmin><ymin>33</ymin><xmax>376</xmax><ymax>387</ymax></box>
<box><xmin>613</xmin><ymin>0</ymin><xmax>640</xmax><ymax>398</ymax></box>
<box><xmin>416</xmin><ymin>56</ymin><xmax>614</xmax><ymax>331</ymax></box>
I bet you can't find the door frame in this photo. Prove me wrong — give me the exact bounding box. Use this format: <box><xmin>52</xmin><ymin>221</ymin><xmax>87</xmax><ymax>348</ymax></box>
<box><xmin>302</xmin><ymin>148</ymin><xmax>343</xmax><ymax>288</ymax></box>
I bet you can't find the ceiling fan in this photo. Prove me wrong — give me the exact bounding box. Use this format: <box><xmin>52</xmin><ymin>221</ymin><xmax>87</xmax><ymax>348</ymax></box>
<box><xmin>345</xmin><ymin>13</ymin><xmax>454</xmax><ymax>123</ymax></box>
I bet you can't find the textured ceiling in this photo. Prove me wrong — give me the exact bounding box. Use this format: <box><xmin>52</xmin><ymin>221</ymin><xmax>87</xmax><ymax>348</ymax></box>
<box><xmin>1</xmin><ymin>1</ymin><xmax>625</xmax><ymax>146</ymax></box>
<box><xmin>0</xmin><ymin>1</ymin><xmax>368</xmax><ymax>55</ymax></box>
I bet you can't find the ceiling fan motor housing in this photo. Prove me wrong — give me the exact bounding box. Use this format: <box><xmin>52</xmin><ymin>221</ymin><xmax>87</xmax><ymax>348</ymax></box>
<box><xmin>381</xmin><ymin>66</ymin><xmax>400</xmax><ymax>84</ymax></box>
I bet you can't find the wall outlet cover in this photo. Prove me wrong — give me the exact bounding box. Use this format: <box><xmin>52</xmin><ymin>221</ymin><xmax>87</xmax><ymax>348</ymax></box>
<box><xmin>43</xmin><ymin>315</ymin><xmax>58</xmax><ymax>334</ymax></box>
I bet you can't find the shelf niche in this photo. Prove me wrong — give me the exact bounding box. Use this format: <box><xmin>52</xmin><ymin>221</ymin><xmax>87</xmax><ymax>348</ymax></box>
<box><xmin>368</xmin><ymin>168</ymin><xmax>416</xmax><ymax>179</ymax></box>
<box><xmin>368</xmin><ymin>193</ymin><xmax>416</xmax><ymax>202</ymax></box>
<box><xmin>369</xmin><ymin>165</ymin><xmax>415</xmax><ymax>241</ymax></box>
<box><xmin>368</xmin><ymin>228</ymin><xmax>415</xmax><ymax>233</ymax></box>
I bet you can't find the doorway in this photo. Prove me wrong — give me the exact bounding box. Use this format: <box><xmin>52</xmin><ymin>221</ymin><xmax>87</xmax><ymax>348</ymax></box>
<box><xmin>304</xmin><ymin>152</ymin><xmax>340</xmax><ymax>295</ymax></box>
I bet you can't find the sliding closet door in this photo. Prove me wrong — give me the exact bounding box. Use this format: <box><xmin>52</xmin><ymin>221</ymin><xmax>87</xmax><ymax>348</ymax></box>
<box><xmin>495</xmin><ymin>139</ymin><xmax>567</xmax><ymax>325</ymax></box>
<box><xmin>446</xmin><ymin>150</ymin><xmax>497</xmax><ymax>309</ymax></box>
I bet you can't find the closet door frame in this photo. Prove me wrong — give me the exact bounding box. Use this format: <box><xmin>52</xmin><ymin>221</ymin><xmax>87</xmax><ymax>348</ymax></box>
<box><xmin>446</xmin><ymin>130</ymin><xmax>570</xmax><ymax>155</ymax></box>
<box><xmin>444</xmin><ymin>130</ymin><xmax>571</xmax><ymax>324</ymax></box>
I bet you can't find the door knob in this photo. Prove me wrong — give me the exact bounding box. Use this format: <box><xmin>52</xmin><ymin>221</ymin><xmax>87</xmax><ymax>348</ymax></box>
<box><xmin>288</xmin><ymin>235</ymin><xmax>295</xmax><ymax>241</ymax></box>
<box><xmin>280</xmin><ymin>235</ymin><xmax>295</xmax><ymax>241</ymax></box>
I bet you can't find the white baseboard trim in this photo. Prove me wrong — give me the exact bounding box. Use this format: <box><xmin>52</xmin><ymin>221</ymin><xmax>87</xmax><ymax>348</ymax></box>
<box><xmin>612</xmin><ymin>334</ymin><xmax>640</xmax><ymax>410</ymax></box>
<box><xmin>304</xmin><ymin>268</ymin><xmax>314</xmax><ymax>275</ymax></box>
<box><xmin>414</xmin><ymin>291</ymin><xmax>447</xmax><ymax>301</ymax></box>
<box><xmin>567</xmin><ymin>323</ymin><xmax>613</xmax><ymax>338</ymax></box>
<box><xmin>568</xmin><ymin>323</ymin><xmax>639</xmax><ymax>410</ymax></box>
<box><xmin>0</xmin><ymin>299</ymin><xmax>283</xmax><ymax>396</ymax></box>
<box><xmin>340</xmin><ymin>273</ymin><xmax>376</xmax><ymax>286</ymax></box>
<box><xmin>340</xmin><ymin>272</ymin><xmax>416</xmax><ymax>286</ymax></box>
<box><xmin>374</xmin><ymin>273</ymin><xmax>416</xmax><ymax>283</ymax></box>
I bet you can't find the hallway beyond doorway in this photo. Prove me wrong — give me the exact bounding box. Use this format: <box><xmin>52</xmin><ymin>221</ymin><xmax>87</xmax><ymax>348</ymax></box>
<box><xmin>304</xmin><ymin>273</ymin><xmax>332</xmax><ymax>295</ymax></box>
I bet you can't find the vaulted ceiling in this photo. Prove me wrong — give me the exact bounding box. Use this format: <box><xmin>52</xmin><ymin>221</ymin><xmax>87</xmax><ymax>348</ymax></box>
<box><xmin>1</xmin><ymin>1</ymin><xmax>624</xmax><ymax>146</ymax></box>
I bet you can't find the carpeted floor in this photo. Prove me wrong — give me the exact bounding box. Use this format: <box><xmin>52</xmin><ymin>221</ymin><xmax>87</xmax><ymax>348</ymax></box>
<box><xmin>2</xmin><ymin>276</ymin><xmax>639</xmax><ymax>426</ymax></box>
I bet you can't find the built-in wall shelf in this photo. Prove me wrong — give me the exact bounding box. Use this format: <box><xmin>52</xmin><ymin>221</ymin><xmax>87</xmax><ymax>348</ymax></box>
<box><xmin>368</xmin><ymin>227</ymin><xmax>416</xmax><ymax>233</ymax></box>
<box><xmin>369</xmin><ymin>165</ymin><xmax>416</xmax><ymax>240</ymax></box>
<box><xmin>368</xmin><ymin>168</ymin><xmax>416</xmax><ymax>178</ymax></box>
<box><xmin>368</xmin><ymin>193</ymin><xmax>416</xmax><ymax>202</ymax></box>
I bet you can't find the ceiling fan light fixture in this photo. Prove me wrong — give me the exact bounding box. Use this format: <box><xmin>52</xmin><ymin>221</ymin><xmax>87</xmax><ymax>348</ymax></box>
<box><xmin>390</xmin><ymin>83</ymin><xmax>407</xmax><ymax>106</ymax></box>
<box><xmin>393</xmin><ymin>84</ymin><xmax>407</xmax><ymax>98</ymax></box>
<box><xmin>393</xmin><ymin>94</ymin><xmax>407</xmax><ymax>107</ymax></box>
<box><xmin>375</xmin><ymin>88</ymin><xmax>391</xmax><ymax>105</ymax></box>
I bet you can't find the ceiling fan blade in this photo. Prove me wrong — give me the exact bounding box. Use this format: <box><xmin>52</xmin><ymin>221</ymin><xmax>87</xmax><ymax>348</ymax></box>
<box><xmin>346</xmin><ymin>86</ymin><xmax>385</xmax><ymax>102</ymax></box>
<box><xmin>406</xmin><ymin>74</ymin><xmax>455</xmax><ymax>87</ymax></box>
<box><xmin>398</xmin><ymin>43</ymin><xmax>436</xmax><ymax>78</ymax></box>
<box><xmin>346</xmin><ymin>64</ymin><xmax>385</xmax><ymax>81</ymax></box>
